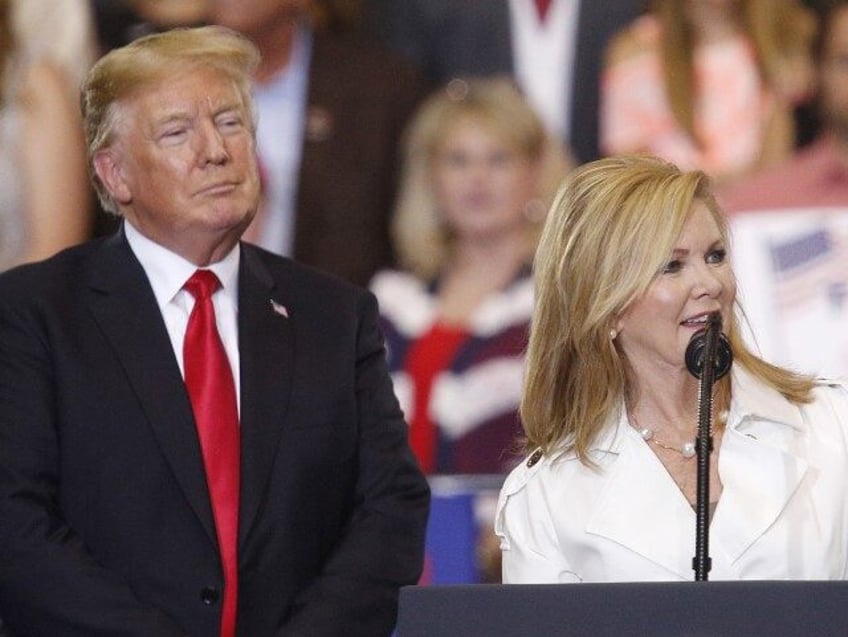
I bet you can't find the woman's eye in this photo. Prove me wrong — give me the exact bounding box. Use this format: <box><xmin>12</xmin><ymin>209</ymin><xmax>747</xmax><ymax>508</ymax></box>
<box><xmin>662</xmin><ymin>259</ymin><xmax>682</xmax><ymax>274</ymax></box>
<box><xmin>489</xmin><ymin>151</ymin><xmax>512</xmax><ymax>167</ymax></box>
<box><xmin>706</xmin><ymin>248</ymin><xmax>727</xmax><ymax>264</ymax></box>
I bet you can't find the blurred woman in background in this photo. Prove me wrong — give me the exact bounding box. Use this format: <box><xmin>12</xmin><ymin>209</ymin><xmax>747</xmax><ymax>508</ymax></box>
<box><xmin>370</xmin><ymin>77</ymin><xmax>570</xmax><ymax>475</ymax></box>
<box><xmin>601</xmin><ymin>0</ymin><xmax>816</xmax><ymax>184</ymax></box>
<box><xmin>0</xmin><ymin>0</ymin><xmax>90</xmax><ymax>270</ymax></box>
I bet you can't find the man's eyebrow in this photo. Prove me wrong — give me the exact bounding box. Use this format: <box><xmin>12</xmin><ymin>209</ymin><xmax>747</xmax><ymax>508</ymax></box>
<box><xmin>150</xmin><ymin>111</ymin><xmax>192</xmax><ymax>128</ymax></box>
<box><xmin>212</xmin><ymin>102</ymin><xmax>246</xmax><ymax>117</ymax></box>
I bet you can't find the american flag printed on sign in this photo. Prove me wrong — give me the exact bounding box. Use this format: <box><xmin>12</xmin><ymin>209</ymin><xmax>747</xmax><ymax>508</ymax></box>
<box><xmin>769</xmin><ymin>227</ymin><xmax>848</xmax><ymax>313</ymax></box>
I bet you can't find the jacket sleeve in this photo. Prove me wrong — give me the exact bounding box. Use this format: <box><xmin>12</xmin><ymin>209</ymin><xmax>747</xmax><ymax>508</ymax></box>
<box><xmin>495</xmin><ymin>454</ymin><xmax>580</xmax><ymax>584</ymax></box>
<box><xmin>0</xmin><ymin>287</ymin><xmax>187</xmax><ymax>636</ymax></box>
<box><xmin>278</xmin><ymin>291</ymin><xmax>430</xmax><ymax>637</ymax></box>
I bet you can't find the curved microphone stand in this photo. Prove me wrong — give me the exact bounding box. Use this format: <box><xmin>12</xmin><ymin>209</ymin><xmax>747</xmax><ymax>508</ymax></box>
<box><xmin>684</xmin><ymin>312</ymin><xmax>732</xmax><ymax>581</ymax></box>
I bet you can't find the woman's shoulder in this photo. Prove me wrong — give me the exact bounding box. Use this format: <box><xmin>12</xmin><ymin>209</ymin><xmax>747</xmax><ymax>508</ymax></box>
<box><xmin>500</xmin><ymin>447</ymin><xmax>544</xmax><ymax>495</ymax></box>
<box><xmin>808</xmin><ymin>377</ymin><xmax>848</xmax><ymax>412</ymax></box>
<box><xmin>790</xmin><ymin>378</ymin><xmax>848</xmax><ymax>451</ymax></box>
<box><xmin>369</xmin><ymin>268</ymin><xmax>424</xmax><ymax>296</ymax></box>
<box><xmin>498</xmin><ymin>446</ymin><xmax>581</xmax><ymax>501</ymax></box>
<box><xmin>369</xmin><ymin>269</ymin><xmax>436</xmax><ymax>336</ymax></box>
<box><xmin>468</xmin><ymin>273</ymin><xmax>534</xmax><ymax>337</ymax></box>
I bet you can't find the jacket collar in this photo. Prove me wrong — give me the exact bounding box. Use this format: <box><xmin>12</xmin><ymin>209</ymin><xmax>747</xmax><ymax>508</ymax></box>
<box><xmin>578</xmin><ymin>366</ymin><xmax>808</xmax><ymax>579</ymax></box>
<box><xmin>85</xmin><ymin>231</ymin><xmax>295</xmax><ymax>552</ymax></box>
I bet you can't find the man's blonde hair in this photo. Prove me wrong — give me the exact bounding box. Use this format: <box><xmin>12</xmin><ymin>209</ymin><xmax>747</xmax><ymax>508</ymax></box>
<box><xmin>80</xmin><ymin>26</ymin><xmax>260</xmax><ymax>214</ymax></box>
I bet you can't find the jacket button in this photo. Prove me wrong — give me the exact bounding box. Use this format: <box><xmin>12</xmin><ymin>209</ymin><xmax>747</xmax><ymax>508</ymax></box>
<box><xmin>200</xmin><ymin>586</ymin><xmax>220</xmax><ymax>605</ymax></box>
<box><xmin>526</xmin><ymin>448</ymin><xmax>543</xmax><ymax>468</ymax></box>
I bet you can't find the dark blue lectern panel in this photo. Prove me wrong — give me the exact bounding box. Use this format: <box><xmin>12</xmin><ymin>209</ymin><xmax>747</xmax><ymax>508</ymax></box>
<box><xmin>398</xmin><ymin>581</ymin><xmax>848</xmax><ymax>636</ymax></box>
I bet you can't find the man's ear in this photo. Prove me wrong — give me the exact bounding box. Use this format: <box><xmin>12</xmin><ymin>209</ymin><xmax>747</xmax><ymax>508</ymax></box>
<box><xmin>92</xmin><ymin>149</ymin><xmax>132</xmax><ymax>205</ymax></box>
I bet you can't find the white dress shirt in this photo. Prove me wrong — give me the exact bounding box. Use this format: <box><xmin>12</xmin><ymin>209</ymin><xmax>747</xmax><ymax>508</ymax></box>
<box><xmin>252</xmin><ymin>24</ymin><xmax>311</xmax><ymax>257</ymax></box>
<box><xmin>124</xmin><ymin>221</ymin><xmax>242</xmax><ymax>414</ymax></box>
<box><xmin>497</xmin><ymin>368</ymin><xmax>848</xmax><ymax>582</ymax></box>
<box><xmin>509</xmin><ymin>0</ymin><xmax>578</xmax><ymax>141</ymax></box>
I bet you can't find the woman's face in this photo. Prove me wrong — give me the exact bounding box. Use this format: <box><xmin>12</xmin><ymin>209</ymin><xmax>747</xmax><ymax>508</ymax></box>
<box><xmin>430</xmin><ymin>116</ymin><xmax>538</xmax><ymax>243</ymax></box>
<box><xmin>615</xmin><ymin>201</ymin><xmax>736</xmax><ymax>378</ymax></box>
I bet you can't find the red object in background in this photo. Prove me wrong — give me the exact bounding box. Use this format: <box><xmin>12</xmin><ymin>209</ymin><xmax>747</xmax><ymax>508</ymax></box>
<box><xmin>534</xmin><ymin>0</ymin><xmax>553</xmax><ymax>22</ymax></box>
<box><xmin>404</xmin><ymin>323</ymin><xmax>468</xmax><ymax>473</ymax></box>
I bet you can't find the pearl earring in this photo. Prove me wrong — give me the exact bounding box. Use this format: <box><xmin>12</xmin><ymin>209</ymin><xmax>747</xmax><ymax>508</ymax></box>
<box><xmin>609</xmin><ymin>328</ymin><xmax>618</xmax><ymax>341</ymax></box>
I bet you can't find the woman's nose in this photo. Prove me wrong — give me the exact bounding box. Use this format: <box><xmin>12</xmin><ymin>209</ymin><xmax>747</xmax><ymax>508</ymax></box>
<box><xmin>692</xmin><ymin>263</ymin><xmax>724</xmax><ymax>298</ymax></box>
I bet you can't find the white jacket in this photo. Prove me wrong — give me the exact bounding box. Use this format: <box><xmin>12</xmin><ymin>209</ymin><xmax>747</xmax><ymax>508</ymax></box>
<box><xmin>496</xmin><ymin>369</ymin><xmax>848</xmax><ymax>582</ymax></box>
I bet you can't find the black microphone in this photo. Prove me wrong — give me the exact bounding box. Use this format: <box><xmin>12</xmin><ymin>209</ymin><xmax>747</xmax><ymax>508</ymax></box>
<box><xmin>686</xmin><ymin>312</ymin><xmax>732</xmax><ymax>581</ymax></box>
<box><xmin>685</xmin><ymin>313</ymin><xmax>733</xmax><ymax>380</ymax></box>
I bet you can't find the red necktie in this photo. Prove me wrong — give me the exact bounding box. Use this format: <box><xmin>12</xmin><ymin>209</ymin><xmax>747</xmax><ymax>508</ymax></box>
<box><xmin>183</xmin><ymin>270</ymin><xmax>240</xmax><ymax>637</ymax></box>
<box><xmin>534</xmin><ymin>0</ymin><xmax>552</xmax><ymax>22</ymax></box>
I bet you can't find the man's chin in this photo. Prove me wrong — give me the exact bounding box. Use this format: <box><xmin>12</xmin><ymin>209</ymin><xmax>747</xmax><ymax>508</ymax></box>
<box><xmin>201</xmin><ymin>205</ymin><xmax>256</xmax><ymax>232</ymax></box>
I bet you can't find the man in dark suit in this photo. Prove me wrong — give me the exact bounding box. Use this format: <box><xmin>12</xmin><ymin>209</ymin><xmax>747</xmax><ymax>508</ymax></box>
<box><xmin>365</xmin><ymin>0</ymin><xmax>646</xmax><ymax>165</ymax></box>
<box><xmin>0</xmin><ymin>25</ymin><xmax>429</xmax><ymax>637</ymax></box>
<box><xmin>211</xmin><ymin>0</ymin><xmax>427</xmax><ymax>288</ymax></box>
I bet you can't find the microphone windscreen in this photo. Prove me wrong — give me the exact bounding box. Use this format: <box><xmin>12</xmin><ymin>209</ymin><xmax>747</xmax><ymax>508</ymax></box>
<box><xmin>685</xmin><ymin>329</ymin><xmax>733</xmax><ymax>380</ymax></box>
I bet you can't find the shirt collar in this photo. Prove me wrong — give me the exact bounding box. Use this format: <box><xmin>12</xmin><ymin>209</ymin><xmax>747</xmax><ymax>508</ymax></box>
<box><xmin>727</xmin><ymin>366</ymin><xmax>805</xmax><ymax>432</ymax></box>
<box><xmin>585</xmin><ymin>365</ymin><xmax>804</xmax><ymax>458</ymax></box>
<box><xmin>124</xmin><ymin>220</ymin><xmax>240</xmax><ymax>312</ymax></box>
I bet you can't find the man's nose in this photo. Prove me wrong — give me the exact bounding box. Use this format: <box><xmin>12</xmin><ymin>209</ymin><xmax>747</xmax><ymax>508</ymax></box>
<box><xmin>198</xmin><ymin>122</ymin><xmax>229</xmax><ymax>165</ymax></box>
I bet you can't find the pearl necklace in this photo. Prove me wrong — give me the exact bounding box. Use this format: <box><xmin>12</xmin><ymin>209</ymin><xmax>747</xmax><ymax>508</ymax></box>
<box><xmin>629</xmin><ymin>413</ymin><xmax>696</xmax><ymax>459</ymax></box>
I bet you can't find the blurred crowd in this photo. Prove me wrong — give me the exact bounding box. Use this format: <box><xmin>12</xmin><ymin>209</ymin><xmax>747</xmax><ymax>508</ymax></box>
<box><xmin>2</xmin><ymin>0</ymin><xmax>845</xmax><ymax>496</ymax></box>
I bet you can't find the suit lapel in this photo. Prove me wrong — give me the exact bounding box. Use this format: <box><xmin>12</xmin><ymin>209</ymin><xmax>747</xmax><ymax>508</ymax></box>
<box><xmin>236</xmin><ymin>246</ymin><xmax>294</xmax><ymax>546</ymax></box>
<box><xmin>85</xmin><ymin>230</ymin><xmax>216</xmax><ymax>545</ymax></box>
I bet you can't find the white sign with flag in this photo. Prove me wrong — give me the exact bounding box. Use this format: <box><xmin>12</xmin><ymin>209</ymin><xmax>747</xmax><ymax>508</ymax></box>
<box><xmin>731</xmin><ymin>208</ymin><xmax>848</xmax><ymax>378</ymax></box>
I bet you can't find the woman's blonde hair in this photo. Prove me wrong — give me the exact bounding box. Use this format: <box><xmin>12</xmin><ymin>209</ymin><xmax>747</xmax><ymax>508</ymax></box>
<box><xmin>522</xmin><ymin>155</ymin><xmax>814</xmax><ymax>462</ymax></box>
<box><xmin>655</xmin><ymin>0</ymin><xmax>815</xmax><ymax>145</ymax></box>
<box><xmin>392</xmin><ymin>77</ymin><xmax>570</xmax><ymax>280</ymax></box>
<box><xmin>80</xmin><ymin>25</ymin><xmax>260</xmax><ymax>215</ymax></box>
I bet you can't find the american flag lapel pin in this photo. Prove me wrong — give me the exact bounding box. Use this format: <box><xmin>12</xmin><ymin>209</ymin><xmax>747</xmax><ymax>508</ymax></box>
<box><xmin>270</xmin><ymin>299</ymin><xmax>289</xmax><ymax>318</ymax></box>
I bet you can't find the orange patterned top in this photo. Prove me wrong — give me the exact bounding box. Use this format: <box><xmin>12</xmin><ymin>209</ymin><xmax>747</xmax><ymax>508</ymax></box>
<box><xmin>601</xmin><ymin>15</ymin><xmax>775</xmax><ymax>180</ymax></box>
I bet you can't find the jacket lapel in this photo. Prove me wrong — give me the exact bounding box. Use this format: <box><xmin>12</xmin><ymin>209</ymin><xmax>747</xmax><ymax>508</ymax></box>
<box><xmin>585</xmin><ymin>424</ymin><xmax>697</xmax><ymax>580</ymax></box>
<box><xmin>85</xmin><ymin>229</ymin><xmax>217</xmax><ymax>545</ymax></box>
<box><xmin>583</xmin><ymin>370</ymin><xmax>809</xmax><ymax>579</ymax></box>
<box><xmin>236</xmin><ymin>246</ymin><xmax>294</xmax><ymax>546</ymax></box>
<box><xmin>711</xmin><ymin>373</ymin><xmax>809</xmax><ymax>567</ymax></box>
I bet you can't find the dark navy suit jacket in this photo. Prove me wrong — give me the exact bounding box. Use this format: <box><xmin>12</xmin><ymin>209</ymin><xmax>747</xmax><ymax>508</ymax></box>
<box><xmin>291</xmin><ymin>32</ymin><xmax>426</xmax><ymax>287</ymax></box>
<box><xmin>0</xmin><ymin>229</ymin><xmax>429</xmax><ymax>636</ymax></box>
